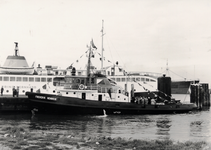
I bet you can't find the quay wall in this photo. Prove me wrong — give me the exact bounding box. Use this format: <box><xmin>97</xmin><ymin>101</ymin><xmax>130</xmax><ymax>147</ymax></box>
<box><xmin>0</xmin><ymin>96</ymin><xmax>30</xmax><ymax>112</ymax></box>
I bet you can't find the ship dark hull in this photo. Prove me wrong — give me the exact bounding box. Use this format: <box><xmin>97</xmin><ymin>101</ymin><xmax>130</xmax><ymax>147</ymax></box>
<box><xmin>26</xmin><ymin>92</ymin><xmax>196</xmax><ymax>115</ymax></box>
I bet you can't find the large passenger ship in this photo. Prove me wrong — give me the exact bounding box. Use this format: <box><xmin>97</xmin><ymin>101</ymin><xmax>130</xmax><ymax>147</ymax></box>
<box><xmin>0</xmin><ymin>42</ymin><xmax>67</xmax><ymax>96</ymax></box>
<box><xmin>0</xmin><ymin>42</ymin><xmax>159</xmax><ymax>98</ymax></box>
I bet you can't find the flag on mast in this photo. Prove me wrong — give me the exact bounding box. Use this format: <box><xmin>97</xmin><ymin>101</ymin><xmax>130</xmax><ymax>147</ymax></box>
<box><xmin>91</xmin><ymin>39</ymin><xmax>97</xmax><ymax>49</ymax></box>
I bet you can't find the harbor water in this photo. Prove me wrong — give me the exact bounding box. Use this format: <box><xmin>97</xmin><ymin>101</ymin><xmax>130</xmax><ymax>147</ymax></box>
<box><xmin>0</xmin><ymin>94</ymin><xmax>210</xmax><ymax>144</ymax></box>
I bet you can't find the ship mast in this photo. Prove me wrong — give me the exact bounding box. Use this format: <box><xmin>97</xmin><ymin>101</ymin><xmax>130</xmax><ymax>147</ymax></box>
<box><xmin>86</xmin><ymin>39</ymin><xmax>97</xmax><ymax>86</ymax></box>
<box><xmin>101</xmin><ymin>20</ymin><xmax>105</xmax><ymax>70</ymax></box>
<box><xmin>86</xmin><ymin>43</ymin><xmax>92</xmax><ymax>85</ymax></box>
<box><xmin>165</xmin><ymin>59</ymin><xmax>169</xmax><ymax>76</ymax></box>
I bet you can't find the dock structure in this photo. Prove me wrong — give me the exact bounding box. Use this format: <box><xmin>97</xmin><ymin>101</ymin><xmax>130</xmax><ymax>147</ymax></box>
<box><xmin>0</xmin><ymin>95</ymin><xmax>30</xmax><ymax>112</ymax></box>
<box><xmin>190</xmin><ymin>83</ymin><xmax>210</xmax><ymax>110</ymax></box>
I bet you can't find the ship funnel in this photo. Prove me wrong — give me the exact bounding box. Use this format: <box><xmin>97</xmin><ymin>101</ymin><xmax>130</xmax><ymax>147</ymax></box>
<box><xmin>14</xmin><ymin>42</ymin><xmax>19</xmax><ymax>56</ymax></box>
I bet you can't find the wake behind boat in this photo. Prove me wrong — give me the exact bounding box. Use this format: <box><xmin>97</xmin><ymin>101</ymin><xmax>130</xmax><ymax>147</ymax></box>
<box><xmin>26</xmin><ymin>39</ymin><xmax>196</xmax><ymax>115</ymax></box>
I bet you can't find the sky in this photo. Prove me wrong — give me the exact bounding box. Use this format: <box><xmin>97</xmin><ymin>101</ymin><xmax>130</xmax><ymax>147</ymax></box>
<box><xmin>0</xmin><ymin>0</ymin><xmax>211</xmax><ymax>85</ymax></box>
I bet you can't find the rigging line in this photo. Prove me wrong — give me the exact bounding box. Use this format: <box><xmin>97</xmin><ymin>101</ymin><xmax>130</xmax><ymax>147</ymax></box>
<box><xmin>168</xmin><ymin>69</ymin><xmax>187</xmax><ymax>80</ymax></box>
<box><xmin>114</xmin><ymin>65</ymin><xmax>155</xmax><ymax>88</ymax></box>
<box><xmin>164</xmin><ymin>67</ymin><xmax>171</xmax><ymax>77</ymax></box>
<box><xmin>105</xmin><ymin>35</ymin><xmax>127</xmax><ymax>69</ymax></box>
<box><xmin>113</xmin><ymin>65</ymin><xmax>172</xmax><ymax>100</ymax></box>
<box><xmin>134</xmin><ymin>80</ymin><xmax>169</xmax><ymax>101</ymax></box>
<box><xmin>96</xmin><ymin>52</ymin><xmax>114</xmax><ymax>65</ymax></box>
<box><xmin>68</xmin><ymin>50</ymin><xmax>89</xmax><ymax>67</ymax></box>
<box><xmin>111</xmin><ymin>63</ymin><xmax>173</xmax><ymax>100</ymax></box>
<box><xmin>132</xmin><ymin>77</ymin><xmax>172</xmax><ymax>100</ymax></box>
<box><xmin>104</xmin><ymin>35</ymin><xmax>114</xmax><ymax>64</ymax></box>
<box><xmin>111</xmin><ymin>66</ymin><xmax>162</xmax><ymax>97</ymax></box>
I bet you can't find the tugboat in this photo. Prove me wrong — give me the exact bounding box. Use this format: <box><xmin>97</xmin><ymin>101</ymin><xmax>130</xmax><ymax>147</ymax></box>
<box><xmin>26</xmin><ymin>39</ymin><xmax>196</xmax><ymax>115</ymax></box>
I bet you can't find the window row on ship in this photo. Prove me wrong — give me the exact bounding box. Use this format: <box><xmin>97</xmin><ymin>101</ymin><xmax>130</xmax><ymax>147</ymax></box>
<box><xmin>0</xmin><ymin>76</ymin><xmax>53</xmax><ymax>82</ymax></box>
<box><xmin>0</xmin><ymin>76</ymin><xmax>156</xmax><ymax>83</ymax></box>
<box><xmin>110</xmin><ymin>77</ymin><xmax>156</xmax><ymax>82</ymax></box>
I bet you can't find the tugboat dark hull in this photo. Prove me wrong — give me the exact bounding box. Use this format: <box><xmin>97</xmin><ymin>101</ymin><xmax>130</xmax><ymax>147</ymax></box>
<box><xmin>26</xmin><ymin>92</ymin><xmax>196</xmax><ymax>115</ymax></box>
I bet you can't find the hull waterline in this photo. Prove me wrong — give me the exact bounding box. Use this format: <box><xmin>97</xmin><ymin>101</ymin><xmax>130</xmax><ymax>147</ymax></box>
<box><xmin>27</xmin><ymin>92</ymin><xmax>196</xmax><ymax>115</ymax></box>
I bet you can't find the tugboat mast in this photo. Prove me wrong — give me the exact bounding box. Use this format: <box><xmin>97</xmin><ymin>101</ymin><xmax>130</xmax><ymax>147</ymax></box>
<box><xmin>86</xmin><ymin>43</ymin><xmax>92</xmax><ymax>85</ymax></box>
<box><xmin>101</xmin><ymin>20</ymin><xmax>105</xmax><ymax>70</ymax></box>
<box><xmin>86</xmin><ymin>39</ymin><xmax>97</xmax><ymax>86</ymax></box>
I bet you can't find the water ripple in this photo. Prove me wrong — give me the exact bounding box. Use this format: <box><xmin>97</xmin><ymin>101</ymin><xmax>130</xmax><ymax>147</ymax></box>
<box><xmin>0</xmin><ymin>109</ymin><xmax>210</xmax><ymax>143</ymax></box>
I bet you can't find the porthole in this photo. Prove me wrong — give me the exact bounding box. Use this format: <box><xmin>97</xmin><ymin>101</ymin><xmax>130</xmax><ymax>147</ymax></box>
<box><xmin>22</xmin><ymin>90</ymin><xmax>25</xmax><ymax>93</ymax></box>
<box><xmin>66</xmin><ymin>92</ymin><xmax>68</xmax><ymax>94</ymax></box>
<box><xmin>53</xmin><ymin>90</ymin><xmax>55</xmax><ymax>93</ymax></box>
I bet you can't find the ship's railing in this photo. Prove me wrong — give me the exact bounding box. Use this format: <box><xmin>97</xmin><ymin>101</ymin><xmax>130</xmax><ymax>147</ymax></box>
<box><xmin>86</xmin><ymin>85</ymin><xmax>121</xmax><ymax>94</ymax></box>
<box><xmin>63</xmin><ymin>83</ymin><xmax>120</xmax><ymax>94</ymax></box>
<box><xmin>128</xmin><ymin>71</ymin><xmax>162</xmax><ymax>78</ymax></box>
<box><xmin>87</xmin><ymin>85</ymin><xmax>113</xmax><ymax>93</ymax></box>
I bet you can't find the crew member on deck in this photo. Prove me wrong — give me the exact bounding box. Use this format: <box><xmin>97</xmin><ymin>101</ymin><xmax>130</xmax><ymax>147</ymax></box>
<box><xmin>16</xmin><ymin>87</ymin><xmax>19</xmax><ymax>97</ymax></box>
<box><xmin>12</xmin><ymin>87</ymin><xmax>16</xmax><ymax>97</ymax></box>
<box><xmin>148</xmin><ymin>97</ymin><xmax>151</xmax><ymax>105</ymax></box>
<box><xmin>1</xmin><ymin>86</ymin><xmax>4</xmax><ymax>96</ymax></box>
<box><xmin>108</xmin><ymin>88</ymin><xmax>112</xmax><ymax>98</ymax></box>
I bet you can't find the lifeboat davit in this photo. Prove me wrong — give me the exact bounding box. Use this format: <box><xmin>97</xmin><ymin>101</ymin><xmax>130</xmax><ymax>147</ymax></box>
<box><xmin>0</xmin><ymin>42</ymin><xmax>34</xmax><ymax>74</ymax></box>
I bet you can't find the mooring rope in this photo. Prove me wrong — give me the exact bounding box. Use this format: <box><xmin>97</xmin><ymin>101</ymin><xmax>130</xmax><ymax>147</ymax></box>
<box><xmin>133</xmin><ymin>80</ymin><xmax>172</xmax><ymax>101</ymax></box>
<box><xmin>67</xmin><ymin>44</ymin><xmax>172</xmax><ymax>101</ymax></box>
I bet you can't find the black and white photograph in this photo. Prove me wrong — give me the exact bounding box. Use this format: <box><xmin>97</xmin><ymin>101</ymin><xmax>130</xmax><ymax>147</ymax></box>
<box><xmin>0</xmin><ymin>0</ymin><xmax>210</xmax><ymax>149</ymax></box>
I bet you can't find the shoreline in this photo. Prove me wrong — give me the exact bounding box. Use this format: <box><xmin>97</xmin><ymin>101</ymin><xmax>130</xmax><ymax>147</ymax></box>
<box><xmin>0</xmin><ymin>126</ymin><xmax>209</xmax><ymax>150</ymax></box>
